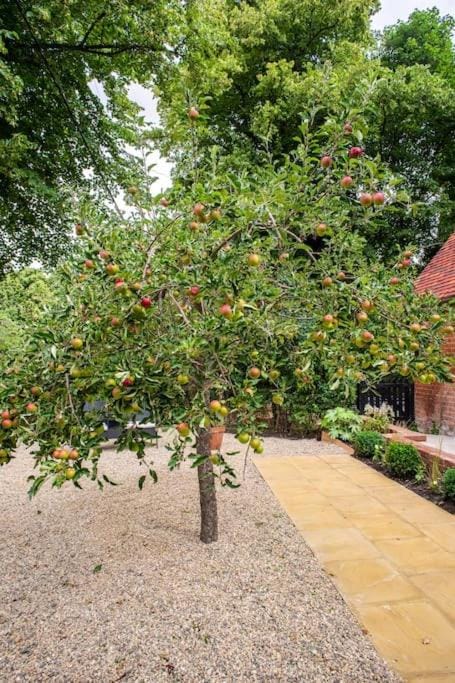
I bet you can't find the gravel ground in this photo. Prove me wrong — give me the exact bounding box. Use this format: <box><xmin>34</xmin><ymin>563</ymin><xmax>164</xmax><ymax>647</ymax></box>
<box><xmin>0</xmin><ymin>434</ymin><xmax>400</xmax><ymax>683</ymax></box>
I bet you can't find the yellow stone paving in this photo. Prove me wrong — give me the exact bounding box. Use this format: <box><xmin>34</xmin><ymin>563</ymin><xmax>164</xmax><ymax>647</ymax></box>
<box><xmin>254</xmin><ymin>454</ymin><xmax>455</xmax><ymax>682</ymax></box>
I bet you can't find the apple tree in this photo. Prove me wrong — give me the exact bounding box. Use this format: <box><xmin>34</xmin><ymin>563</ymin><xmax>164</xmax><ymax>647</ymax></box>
<box><xmin>0</xmin><ymin>116</ymin><xmax>453</xmax><ymax>543</ymax></box>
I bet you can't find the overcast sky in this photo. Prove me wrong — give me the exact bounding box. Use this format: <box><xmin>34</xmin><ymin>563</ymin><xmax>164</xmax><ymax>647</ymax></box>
<box><xmin>127</xmin><ymin>0</ymin><xmax>454</xmax><ymax>192</ymax></box>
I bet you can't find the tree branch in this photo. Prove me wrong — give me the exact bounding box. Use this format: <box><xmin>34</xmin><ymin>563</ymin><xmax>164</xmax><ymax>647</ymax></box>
<box><xmin>80</xmin><ymin>11</ymin><xmax>107</xmax><ymax>46</ymax></box>
<box><xmin>9</xmin><ymin>41</ymin><xmax>169</xmax><ymax>57</ymax></box>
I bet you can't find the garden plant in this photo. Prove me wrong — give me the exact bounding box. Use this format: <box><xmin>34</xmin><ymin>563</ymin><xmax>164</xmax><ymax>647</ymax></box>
<box><xmin>0</xmin><ymin>116</ymin><xmax>453</xmax><ymax>543</ymax></box>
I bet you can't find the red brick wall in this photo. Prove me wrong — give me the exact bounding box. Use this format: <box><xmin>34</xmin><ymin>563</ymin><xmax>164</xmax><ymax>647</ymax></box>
<box><xmin>415</xmin><ymin>333</ymin><xmax>455</xmax><ymax>433</ymax></box>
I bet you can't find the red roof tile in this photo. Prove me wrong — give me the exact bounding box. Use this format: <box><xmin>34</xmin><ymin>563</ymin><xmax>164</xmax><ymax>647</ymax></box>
<box><xmin>415</xmin><ymin>232</ymin><xmax>455</xmax><ymax>300</ymax></box>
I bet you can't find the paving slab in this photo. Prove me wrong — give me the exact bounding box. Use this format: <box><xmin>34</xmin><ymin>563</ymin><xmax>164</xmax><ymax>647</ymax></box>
<box><xmin>254</xmin><ymin>450</ymin><xmax>455</xmax><ymax>682</ymax></box>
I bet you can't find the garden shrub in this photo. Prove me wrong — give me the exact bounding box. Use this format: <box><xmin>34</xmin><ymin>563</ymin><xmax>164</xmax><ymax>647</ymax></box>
<box><xmin>442</xmin><ymin>468</ymin><xmax>455</xmax><ymax>500</ymax></box>
<box><xmin>321</xmin><ymin>408</ymin><xmax>363</xmax><ymax>442</ymax></box>
<box><xmin>384</xmin><ymin>441</ymin><xmax>423</xmax><ymax>479</ymax></box>
<box><xmin>353</xmin><ymin>431</ymin><xmax>385</xmax><ymax>459</ymax></box>
<box><xmin>363</xmin><ymin>403</ymin><xmax>393</xmax><ymax>433</ymax></box>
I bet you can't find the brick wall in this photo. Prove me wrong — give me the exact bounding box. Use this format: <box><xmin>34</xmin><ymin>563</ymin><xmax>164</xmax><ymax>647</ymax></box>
<box><xmin>415</xmin><ymin>333</ymin><xmax>455</xmax><ymax>433</ymax></box>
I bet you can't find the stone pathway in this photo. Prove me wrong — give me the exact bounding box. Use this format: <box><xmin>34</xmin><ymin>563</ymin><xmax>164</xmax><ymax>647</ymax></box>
<box><xmin>254</xmin><ymin>451</ymin><xmax>455</xmax><ymax>682</ymax></box>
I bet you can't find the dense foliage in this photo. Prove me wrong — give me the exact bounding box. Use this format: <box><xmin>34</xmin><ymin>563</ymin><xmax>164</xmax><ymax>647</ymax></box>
<box><xmin>1</xmin><ymin>117</ymin><xmax>453</xmax><ymax>543</ymax></box>
<box><xmin>0</xmin><ymin>0</ymin><xmax>180</xmax><ymax>274</ymax></box>
<box><xmin>352</xmin><ymin>430</ymin><xmax>385</xmax><ymax>459</ymax></box>
<box><xmin>384</xmin><ymin>441</ymin><xmax>423</xmax><ymax>479</ymax></box>
<box><xmin>156</xmin><ymin>5</ymin><xmax>455</xmax><ymax>262</ymax></box>
<box><xmin>321</xmin><ymin>408</ymin><xmax>363</xmax><ymax>442</ymax></box>
<box><xmin>2</xmin><ymin>2</ymin><xmax>454</xmax><ymax>273</ymax></box>
<box><xmin>442</xmin><ymin>468</ymin><xmax>455</xmax><ymax>500</ymax></box>
<box><xmin>0</xmin><ymin>268</ymin><xmax>57</xmax><ymax>355</ymax></box>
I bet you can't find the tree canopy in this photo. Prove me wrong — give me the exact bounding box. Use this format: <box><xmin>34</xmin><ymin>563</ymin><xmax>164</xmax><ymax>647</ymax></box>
<box><xmin>1</xmin><ymin>116</ymin><xmax>452</xmax><ymax>542</ymax></box>
<box><xmin>155</xmin><ymin>4</ymin><xmax>455</xmax><ymax>263</ymax></box>
<box><xmin>0</xmin><ymin>0</ymin><xmax>180</xmax><ymax>274</ymax></box>
<box><xmin>2</xmin><ymin>2</ymin><xmax>454</xmax><ymax>273</ymax></box>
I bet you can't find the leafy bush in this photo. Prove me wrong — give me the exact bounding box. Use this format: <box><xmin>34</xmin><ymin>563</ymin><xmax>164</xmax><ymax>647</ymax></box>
<box><xmin>442</xmin><ymin>468</ymin><xmax>455</xmax><ymax>500</ymax></box>
<box><xmin>363</xmin><ymin>403</ymin><xmax>393</xmax><ymax>433</ymax></box>
<box><xmin>384</xmin><ymin>442</ymin><xmax>423</xmax><ymax>479</ymax></box>
<box><xmin>321</xmin><ymin>408</ymin><xmax>363</xmax><ymax>442</ymax></box>
<box><xmin>353</xmin><ymin>431</ymin><xmax>385</xmax><ymax>459</ymax></box>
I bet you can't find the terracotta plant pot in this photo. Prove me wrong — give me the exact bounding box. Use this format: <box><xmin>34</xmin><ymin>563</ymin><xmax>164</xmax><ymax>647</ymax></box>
<box><xmin>209</xmin><ymin>425</ymin><xmax>225</xmax><ymax>451</ymax></box>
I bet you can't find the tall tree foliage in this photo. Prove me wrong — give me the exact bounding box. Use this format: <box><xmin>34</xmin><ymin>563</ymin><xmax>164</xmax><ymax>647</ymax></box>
<box><xmin>0</xmin><ymin>0</ymin><xmax>180</xmax><ymax>274</ymax></box>
<box><xmin>155</xmin><ymin>3</ymin><xmax>455</xmax><ymax>262</ymax></box>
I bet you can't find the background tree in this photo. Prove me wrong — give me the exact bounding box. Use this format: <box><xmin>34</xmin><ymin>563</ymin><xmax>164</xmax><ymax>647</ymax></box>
<box><xmin>0</xmin><ymin>268</ymin><xmax>58</xmax><ymax>356</ymax></box>
<box><xmin>376</xmin><ymin>9</ymin><xmax>455</xmax><ymax>262</ymax></box>
<box><xmin>1</xmin><ymin>116</ymin><xmax>452</xmax><ymax>543</ymax></box>
<box><xmin>155</xmin><ymin>3</ymin><xmax>455</xmax><ymax>263</ymax></box>
<box><xmin>0</xmin><ymin>0</ymin><xmax>181</xmax><ymax>274</ymax></box>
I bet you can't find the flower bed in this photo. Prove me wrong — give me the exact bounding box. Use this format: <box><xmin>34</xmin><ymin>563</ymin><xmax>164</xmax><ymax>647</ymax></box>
<box><xmin>322</xmin><ymin>427</ymin><xmax>455</xmax><ymax>515</ymax></box>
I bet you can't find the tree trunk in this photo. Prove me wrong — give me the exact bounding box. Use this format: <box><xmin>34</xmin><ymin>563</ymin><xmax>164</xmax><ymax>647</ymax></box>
<box><xmin>196</xmin><ymin>429</ymin><xmax>218</xmax><ymax>544</ymax></box>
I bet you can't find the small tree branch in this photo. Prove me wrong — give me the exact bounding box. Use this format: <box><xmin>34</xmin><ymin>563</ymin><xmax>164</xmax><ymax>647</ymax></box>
<box><xmin>168</xmin><ymin>292</ymin><xmax>191</xmax><ymax>326</ymax></box>
<box><xmin>65</xmin><ymin>374</ymin><xmax>82</xmax><ymax>427</ymax></box>
<box><xmin>9</xmin><ymin>41</ymin><xmax>170</xmax><ymax>57</ymax></box>
<box><xmin>80</xmin><ymin>11</ymin><xmax>107</xmax><ymax>46</ymax></box>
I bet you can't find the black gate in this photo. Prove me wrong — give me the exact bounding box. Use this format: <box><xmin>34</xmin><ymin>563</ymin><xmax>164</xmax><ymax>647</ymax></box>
<box><xmin>357</xmin><ymin>376</ymin><xmax>414</xmax><ymax>423</ymax></box>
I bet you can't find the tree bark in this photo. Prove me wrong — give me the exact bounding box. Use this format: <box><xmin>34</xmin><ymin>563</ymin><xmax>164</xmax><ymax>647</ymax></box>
<box><xmin>196</xmin><ymin>430</ymin><xmax>218</xmax><ymax>544</ymax></box>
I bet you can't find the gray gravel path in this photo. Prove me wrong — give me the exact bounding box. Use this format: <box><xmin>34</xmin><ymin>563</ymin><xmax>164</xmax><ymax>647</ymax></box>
<box><xmin>0</xmin><ymin>434</ymin><xmax>400</xmax><ymax>682</ymax></box>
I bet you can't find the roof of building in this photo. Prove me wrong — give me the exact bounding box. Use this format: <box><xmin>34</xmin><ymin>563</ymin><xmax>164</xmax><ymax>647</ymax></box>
<box><xmin>415</xmin><ymin>232</ymin><xmax>455</xmax><ymax>300</ymax></box>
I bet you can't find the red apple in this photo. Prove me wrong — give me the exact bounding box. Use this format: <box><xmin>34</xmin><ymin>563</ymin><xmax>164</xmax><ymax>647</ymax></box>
<box><xmin>248</xmin><ymin>367</ymin><xmax>261</xmax><ymax>379</ymax></box>
<box><xmin>2</xmin><ymin>418</ymin><xmax>13</xmax><ymax>429</ymax></box>
<box><xmin>357</xmin><ymin>311</ymin><xmax>368</xmax><ymax>322</ymax></box>
<box><xmin>320</xmin><ymin>155</ymin><xmax>333</xmax><ymax>168</ymax></box>
<box><xmin>373</xmin><ymin>191</ymin><xmax>385</xmax><ymax>205</ymax></box>
<box><xmin>188</xmin><ymin>286</ymin><xmax>200</xmax><ymax>296</ymax></box>
<box><xmin>389</xmin><ymin>276</ymin><xmax>400</xmax><ymax>285</ymax></box>
<box><xmin>323</xmin><ymin>314</ymin><xmax>334</xmax><ymax>324</ymax></box>
<box><xmin>99</xmin><ymin>249</ymin><xmax>110</xmax><ymax>260</ymax></box>
<box><xmin>176</xmin><ymin>422</ymin><xmax>190</xmax><ymax>437</ymax></box>
<box><xmin>84</xmin><ymin>259</ymin><xmax>94</xmax><ymax>270</ymax></box>
<box><xmin>359</xmin><ymin>192</ymin><xmax>373</xmax><ymax>207</ymax></box>
<box><xmin>193</xmin><ymin>202</ymin><xmax>205</xmax><ymax>217</ymax></box>
<box><xmin>188</xmin><ymin>107</ymin><xmax>199</xmax><ymax>120</ymax></box>
<box><xmin>122</xmin><ymin>377</ymin><xmax>134</xmax><ymax>388</ymax></box>
<box><xmin>322</xmin><ymin>276</ymin><xmax>333</xmax><ymax>288</ymax></box>
<box><xmin>140</xmin><ymin>296</ymin><xmax>152</xmax><ymax>308</ymax></box>
<box><xmin>219</xmin><ymin>303</ymin><xmax>232</xmax><ymax>318</ymax></box>
<box><xmin>210</xmin><ymin>400</ymin><xmax>222</xmax><ymax>412</ymax></box>
<box><xmin>106</xmin><ymin>263</ymin><xmax>119</xmax><ymax>276</ymax></box>
<box><xmin>26</xmin><ymin>402</ymin><xmax>38</xmax><ymax>413</ymax></box>
<box><xmin>341</xmin><ymin>175</ymin><xmax>353</xmax><ymax>188</ymax></box>
<box><xmin>401</xmin><ymin>258</ymin><xmax>411</xmax><ymax>267</ymax></box>
<box><xmin>1</xmin><ymin>410</ymin><xmax>10</xmax><ymax>419</ymax></box>
<box><xmin>361</xmin><ymin>300</ymin><xmax>373</xmax><ymax>311</ymax></box>
<box><xmin>362</xmin><ymin>330</ymin><xmax>374</xmax><ymax>342</ymax></box>
<box><xmin>348</xmin><ymin>146</ymin><xmax>363</xmax><ymax>158</ymax></box>
<box><xmin>111</xmin><ymin>317</ymin><xmax>121</xmax><ymax>327</ymax></box>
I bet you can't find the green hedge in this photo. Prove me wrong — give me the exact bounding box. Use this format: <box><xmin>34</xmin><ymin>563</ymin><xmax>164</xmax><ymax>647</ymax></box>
<box><xmin>352</xmin><ymin>431</ymin><xmax>385</xmax><ymax>459</ymax></box>
<box><xmin>384</xmin><ymin>441</ymin><xmax>423</xmax><ymax>479</ymax></box>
